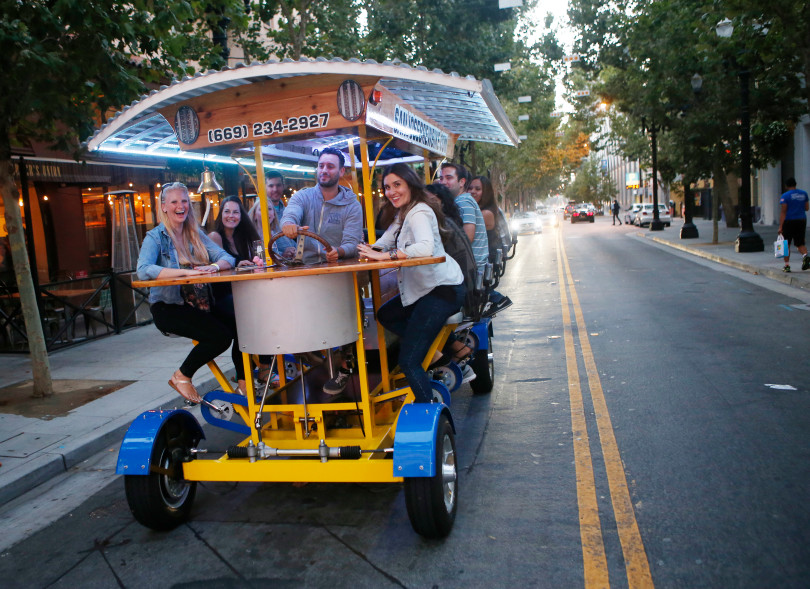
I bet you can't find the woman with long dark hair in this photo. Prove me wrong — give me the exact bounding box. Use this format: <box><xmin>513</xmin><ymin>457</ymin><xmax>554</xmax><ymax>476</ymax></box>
<box><xmin>469</xmin><ymin>175</ymin><xmax>512</xmax><ymax>316</ymax></box>
<box><xmin>208</xmin><ymin>195</ymin><xmax>261</xmax><ymax>264</ymax></box>
<box><xmin>357</xmin><ymin>163</ymin><xmax>464</xmax><ymax>403</ymax></box>
<box><xmin>469</xmin><ymin>175</ymin><xmax>499</xmax><ymax>260</ymax></box>
<box><xmin>137</xmin><ymin>182</ymin><xmax>237</xmax><ymax>403</ymax></box>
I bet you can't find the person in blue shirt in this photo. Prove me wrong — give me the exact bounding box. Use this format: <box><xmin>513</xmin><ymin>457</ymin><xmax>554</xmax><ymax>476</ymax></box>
<box><xmin>439</xmin><ymin>163</ymin><xmax>512</xmax><ymax>318</ymax></box>
<box><xmin>778</xmin><ymin>177</ymin><xmax>809</xmax><ymax>272</ymax></box>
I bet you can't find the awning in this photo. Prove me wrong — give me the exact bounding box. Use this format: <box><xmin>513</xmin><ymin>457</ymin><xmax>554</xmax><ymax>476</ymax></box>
<box><xmin>86</xmin><ymin>57</ymin><xmax>519</xmax><ymax>167</ymax></box>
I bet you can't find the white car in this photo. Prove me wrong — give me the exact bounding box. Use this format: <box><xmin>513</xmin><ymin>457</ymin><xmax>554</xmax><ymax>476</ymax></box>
<box><xmin>625</xmin><ymin>203</ymin><xmax>643</xmax><ymax>224</ymax></box>
<box><xmin>511</xmin><ymin>211</ymin><xmax>543</xmax><ymax>234</ymax></box>
<box><xmin>633</xmin><ymin>203</ymin><xmax>671</xmax><ymax>227</ymax></box>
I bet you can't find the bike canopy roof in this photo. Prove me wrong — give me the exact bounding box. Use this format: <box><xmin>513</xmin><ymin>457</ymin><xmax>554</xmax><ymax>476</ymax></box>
<box><xmin>86</xmin><ymin>57</ymin><xmax>519</xmax><ymax>169</ymax></box>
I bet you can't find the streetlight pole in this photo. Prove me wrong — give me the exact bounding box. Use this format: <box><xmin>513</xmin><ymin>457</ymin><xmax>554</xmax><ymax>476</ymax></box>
<box><xmin>681</xmin><ymin>73</ymin><xmax>702</xmax><ymax>239</ymax></box>
<box><xmin>716</xmin><ymin>18</ymin><xmax>764</xmax><ymax>252</ymax></box>
<box><xmin>643</xmin><ymin>118</ymin><xmax>665</xmax><ymax>231</ymax></box>
<box><xmin>735</xmin><ymin>68</ymin><xmax>763</xmax><ymax>251</ymax></box>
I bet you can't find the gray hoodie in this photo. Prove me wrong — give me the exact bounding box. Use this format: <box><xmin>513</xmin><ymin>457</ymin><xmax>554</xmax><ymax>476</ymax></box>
<box><xmin>280</xmin><ymin>184</ymin><xmax>363</xmax><ymax>264</ymax></box>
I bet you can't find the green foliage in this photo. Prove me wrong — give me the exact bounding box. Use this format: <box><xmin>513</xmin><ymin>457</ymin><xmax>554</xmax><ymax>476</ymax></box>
<box><xmin>567</xmin><ymin>0</ymin><xmax>806</xmax><ymax>182</ymax></box>
<box><xmin>363</xmin><ymin>0</ymin><xmax>518</xmax><ymax>87</ymax></box>
<box><xmin>0</xmin><ymin>0</ymin><xmax>251</xmax><ymax>156</ymax></box>
<box><xmin>564</xmin><ymin>156</ymin><xmax>615</xmax><ymax>203</ymax></box>
<box><xmin>250</xmin><ymin>0</ymin><xmax>362</xmax><ymax>60</ymax></box>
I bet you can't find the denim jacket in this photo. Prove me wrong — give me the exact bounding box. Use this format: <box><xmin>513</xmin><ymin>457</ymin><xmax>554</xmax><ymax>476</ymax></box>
<box><xmin>137</xmin><ymin>223</ymin><xmax>235</xmax><ymax>305</ymax></box>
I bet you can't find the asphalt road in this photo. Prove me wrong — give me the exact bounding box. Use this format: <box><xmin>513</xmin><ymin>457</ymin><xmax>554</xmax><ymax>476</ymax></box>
<box><xmin>1</xmin><ymin>216</ymin><xmax>809</xmax><ymax>588</ymax></box>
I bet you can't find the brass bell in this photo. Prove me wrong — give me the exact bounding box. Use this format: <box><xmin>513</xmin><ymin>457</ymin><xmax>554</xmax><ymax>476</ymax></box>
<box><xmin>198</xmin><ymin>167</ymin><xmax>223</xmax><ymax>194</ymax></box>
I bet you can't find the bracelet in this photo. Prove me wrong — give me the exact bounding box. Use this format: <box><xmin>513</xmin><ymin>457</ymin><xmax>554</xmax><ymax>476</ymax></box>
<box><xmin>210</xmin><ymin>263</ymin><xmax>219</xmax><ymax>270</ymax></box>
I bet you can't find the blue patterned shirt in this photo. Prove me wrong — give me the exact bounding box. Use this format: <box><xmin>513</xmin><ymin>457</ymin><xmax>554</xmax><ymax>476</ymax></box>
<box><xmin>455</xmin><ymin>193</ymin><xmax>489</xmax><ymax>273</ymax></box>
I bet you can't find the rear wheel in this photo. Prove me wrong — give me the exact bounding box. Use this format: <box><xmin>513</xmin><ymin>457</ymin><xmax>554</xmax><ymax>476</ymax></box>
<box><xmin>404</xmin><ymin>413</ymin><xmax>457</xmax><ymax>538</ymax></box>
<box><xmin>124</xmin><ymin>416</ymin><xmax>198</xmax><ymax>530</ymax></box>
<box><xmin>470</xmin><ymin>331</ymin><xmax>494</xmax><ymax>394</ymax></box>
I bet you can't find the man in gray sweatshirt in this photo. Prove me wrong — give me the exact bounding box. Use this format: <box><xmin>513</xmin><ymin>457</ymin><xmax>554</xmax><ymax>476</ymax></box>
<box><xmin>280</xmin><ymin>148</ymin><xmax>363</xmax><ymax>264</ymax></box>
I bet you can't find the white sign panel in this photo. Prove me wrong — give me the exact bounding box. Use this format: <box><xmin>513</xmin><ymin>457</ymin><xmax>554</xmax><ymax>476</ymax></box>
<box><xmin>494</xmin><ymin>62</ymin><xmax>512</xmax><ymax>72</ymax></box>
<box><xmin>386</xmin><ymin>105</ymin><xmax>450</xmax><ymax>155</ymax></box>
<box><xmin>518</xmin><ymin>96</ymin><xmax>532</xmax><ymax>103</ymax></box>
<box><xmin>518</xmin><ymin>114</ymin><xmax>529</xmax><ymax>121</ymax></box>
<box><xmin>499</xmin><ymin>0</ymin><xmax>523</xmax><ymax>7</ymax></box>
<box><xmin>563</xmin><ymin>54</ymin><xmax>581</xmax><ymax>63</ymax></box>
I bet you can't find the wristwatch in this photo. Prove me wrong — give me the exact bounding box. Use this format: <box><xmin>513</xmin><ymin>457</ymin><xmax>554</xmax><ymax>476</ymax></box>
<box><xmin>389</xmin><ymin>249</ymin><xmax>398</xmax><ymax>260</ymax></box>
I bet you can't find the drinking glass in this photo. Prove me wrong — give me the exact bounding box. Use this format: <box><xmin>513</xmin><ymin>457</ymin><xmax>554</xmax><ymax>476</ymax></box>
<box><xmin>252</xmin><ymin>240</ymin><xmax>264</xmax><ymax>264</ymax></box>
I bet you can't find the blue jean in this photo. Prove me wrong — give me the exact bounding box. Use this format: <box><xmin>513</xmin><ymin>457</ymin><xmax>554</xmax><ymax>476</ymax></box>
<box><xmin>377</xmin><ymin>285</ymin><xmax>465</xmax><ymax>403</ymax></box>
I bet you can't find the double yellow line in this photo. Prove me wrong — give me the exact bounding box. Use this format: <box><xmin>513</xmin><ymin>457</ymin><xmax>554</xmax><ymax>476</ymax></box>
<box><xmin>555</xmin><ymin>228</ymin><xmax>654</xmax><ymax>589</ymax></box>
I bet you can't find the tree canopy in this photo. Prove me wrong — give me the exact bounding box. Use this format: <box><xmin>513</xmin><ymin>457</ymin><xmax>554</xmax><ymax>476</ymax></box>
<box><xmin>567</xmin><ymin>0</ymin><xmax>807</xmax><ymax>188</ymax></box>
<box><xmin>0</xmin><ymin>0</ymin><xmax>252</xmax><ymax>396</ymax></box>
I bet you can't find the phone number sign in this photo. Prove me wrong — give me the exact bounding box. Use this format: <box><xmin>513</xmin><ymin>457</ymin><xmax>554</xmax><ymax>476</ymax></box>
<box><xmin>162</xmin><ymin>76</ymin><xmax>376</xmax><ymax>152</ymax></box>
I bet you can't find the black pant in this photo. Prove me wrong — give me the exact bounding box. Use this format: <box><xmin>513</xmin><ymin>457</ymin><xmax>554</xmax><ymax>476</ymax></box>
<box><xmin>150</xmin><ymin>299</ymin><xmax>244</xmax><ymax>381</ymax></box>
<box><xmin>612</xmin><ymin>211</ymin><xmax>622</xmax><ymax>224</ymax></box>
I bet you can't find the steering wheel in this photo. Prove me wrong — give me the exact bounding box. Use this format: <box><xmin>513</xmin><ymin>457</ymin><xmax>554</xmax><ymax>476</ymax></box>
<box><xmin>267</xmin><ymin>229</ymin><xmax>333</xmax><ymax>266</ymax></box>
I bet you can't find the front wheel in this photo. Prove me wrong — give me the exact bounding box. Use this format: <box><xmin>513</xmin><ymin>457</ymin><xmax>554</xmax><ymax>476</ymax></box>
<box><xmin>124</xmin><ymin>417</ymin><xmax>198</xmax><ymax>530</ymax></box>
<box><xmin>404</xmin><ymin>413</ymin><xmax>457</xmax><ymax>538</ymax></box>
<box><xmin>470</xmin><ymin>331</ymin><xmax>494</xmax><ymax>394</ymax></box>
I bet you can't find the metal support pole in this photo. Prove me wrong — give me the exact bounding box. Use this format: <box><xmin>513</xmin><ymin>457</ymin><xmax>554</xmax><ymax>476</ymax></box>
<box><xmin>735</xmin><ymin>69</ymin><xmax>763</xmax><ymax>252</ymax></box>
<box><xmin>681</xmin><ymin>177</ymin><xmax>699</xmax><ymax>238</ymax></box>
<box><xmin>649</xmin><ymin>126</ymin><xmax>664</xmax><ymax>231</ymax></box>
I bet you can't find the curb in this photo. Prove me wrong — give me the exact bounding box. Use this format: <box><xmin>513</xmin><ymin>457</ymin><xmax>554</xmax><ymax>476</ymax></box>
<box><xmin>647</xmin><ymin>235</ymin><xmax>810</xmax><ymax>292</ymax></box>
<box><xmin>0</xmin><ymin>372</ymin><xmax>223</xmax><ymax>506</ymax></box>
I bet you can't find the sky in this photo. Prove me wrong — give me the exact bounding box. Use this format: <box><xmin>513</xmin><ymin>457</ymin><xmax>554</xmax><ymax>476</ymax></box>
<box><xmin>523</xmin><ymin>0</ymin><xmax>577</xmax><ymax>108</ymax></box>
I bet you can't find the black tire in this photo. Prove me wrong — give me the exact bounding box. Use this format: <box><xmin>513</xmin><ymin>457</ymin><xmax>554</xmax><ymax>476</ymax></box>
<box><xmin>589</xmin><ymin>218</ymin><xmax>594</xmax><ymax>223</ymax></box>
<box><xmin>404</xmin><ymin>413</ymin><xmax>457</xmax><ymax>538</ymax></box>
<box><xmin>124</xmin><ymin>417</ymin><xmax>198</xmax><ymax>531</ymax></box>
<box><xmin>470</xmin><ymin>331</ymin><xmax>494</xmax><ymax>394</ymax></box>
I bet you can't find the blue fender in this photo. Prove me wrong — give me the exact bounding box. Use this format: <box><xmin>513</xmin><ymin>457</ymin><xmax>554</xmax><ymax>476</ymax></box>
<box><xmin>200</xmin><ymin>390</ymin><xmax>251</xmax><ymax>435</ymax></box>
<box><xmin>116</xmin><ymin>409</ymin><xmax>204</xmax><ymax>476</ymax></box>
<box><xmin>393</xmin><ymin>403</ymin><xmax>455</xmax><ymax>478</ymax></box>
<box><xmin>469</xmin><ymin>318</ymin><xmax>491</xmax><ymax>351</ymax></box>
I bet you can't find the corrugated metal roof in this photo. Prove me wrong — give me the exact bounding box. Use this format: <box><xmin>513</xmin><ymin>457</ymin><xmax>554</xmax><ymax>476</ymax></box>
<box><xmin>86</xmin><ymin>57</ymin><xmax>519</xmax><ymax>160</ymax></box>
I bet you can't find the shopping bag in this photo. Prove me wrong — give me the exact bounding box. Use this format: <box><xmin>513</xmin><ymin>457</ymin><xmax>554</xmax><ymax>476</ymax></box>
<box><xmin>774</xmin><ymin>235</ymin><xmax>788</xmax><ymax>258</ymax></box>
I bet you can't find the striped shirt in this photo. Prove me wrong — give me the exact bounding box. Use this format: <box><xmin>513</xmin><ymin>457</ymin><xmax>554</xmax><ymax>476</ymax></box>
<box><xmin>455</xmin><ymin>193</ymin><xmax>489</xmax><ymax>273</ymax></box>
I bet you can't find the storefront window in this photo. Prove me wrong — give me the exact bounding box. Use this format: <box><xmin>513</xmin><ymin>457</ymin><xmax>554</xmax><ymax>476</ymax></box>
<box><xmin>83</xmin><ymin>189</ymin><xmax>110</xmax><ymax>274</ymax></box>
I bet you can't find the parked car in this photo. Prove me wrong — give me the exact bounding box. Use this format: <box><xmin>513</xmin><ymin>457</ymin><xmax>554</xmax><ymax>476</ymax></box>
<box><xmin>570</xmin><ymin>206</ymin><xmax>595</xmax><ymax>223</ymax></box>
<box><xmin>625</xmin><ymin>203</ymin><xmax>643</xmax><ymax>224</ymax></box>
<box><xmin>633</xmin><ymin>203</ymin><xmax>671</xmax><ymax>227</ymax></box>
<box><xmin>510</xmin><ymin>211</ymin><xmax>543</xmax><ymax>234</ymax></box>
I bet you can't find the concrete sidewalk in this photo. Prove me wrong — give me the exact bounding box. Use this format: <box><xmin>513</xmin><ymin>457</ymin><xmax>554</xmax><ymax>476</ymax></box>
<box><xmin>1</xmin><ymin>216</ymin><xmax>808</xmax><ymax>506</ymax></box>
<box><xmin>642</xmin><ymin>218</ymin><xmax>810</xmax><ymax>291</ymax></box>
<box><xmin>0</xmin><ymin>325</ymin><xmax>236</xmax><ymax>505</ymax></box>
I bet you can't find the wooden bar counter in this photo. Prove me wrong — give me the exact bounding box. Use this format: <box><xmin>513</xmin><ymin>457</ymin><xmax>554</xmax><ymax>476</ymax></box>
<box><xmin>133</xmin><ymin>256</ymin><xmax>444</xmax><ymax>355</ymax></box>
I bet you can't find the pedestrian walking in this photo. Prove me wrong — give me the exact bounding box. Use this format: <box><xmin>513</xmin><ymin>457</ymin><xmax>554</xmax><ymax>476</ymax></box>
<box><xmin>778</xmin><ymin>177</ymin><xmax>809</xmax><ymax>272</ymax></box>
<box><xmin>612</xmin><ymin>199</ymin><xmax>622</xmax><ymax>225</ymax></box>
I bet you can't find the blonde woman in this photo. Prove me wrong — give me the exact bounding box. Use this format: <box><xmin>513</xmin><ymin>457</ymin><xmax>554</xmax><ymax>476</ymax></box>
<box><xmin>137</xmin><ymin>182</ymin><xmax>238</xmax><ymax>403</ymax></box>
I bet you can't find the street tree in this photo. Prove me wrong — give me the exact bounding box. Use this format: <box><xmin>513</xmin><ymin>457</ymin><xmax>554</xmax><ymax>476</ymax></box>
<box><xmin>569</xmin><ymin>0</ymin><xmax>804</xmax><ymax>229</ymax></box>
<box><xmin>249</xmin><ymin>0</ymin><xmax>362</xmax><ymax>60</ymax></box>
<box><xmin>0</xmin><ymin>0</ymin><xmax>250</xmax><ymax>397</ymax></box>
<box><xmin>363</xmin><ymin>0</ymin><xmax>519</xmax><ymax>89</ymax></box>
